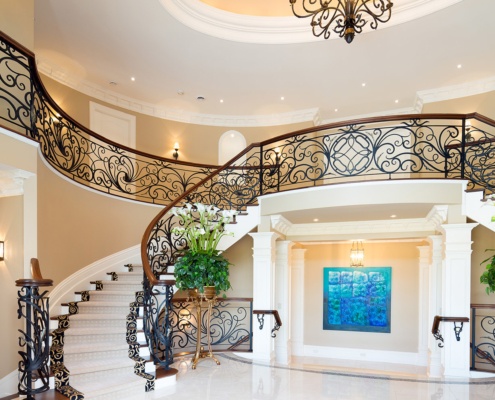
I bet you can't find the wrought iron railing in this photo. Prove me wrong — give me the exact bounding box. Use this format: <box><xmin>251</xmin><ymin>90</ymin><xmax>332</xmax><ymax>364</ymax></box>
<box><xmin>471</xmin><ymin>304</ymin><xmax>495</xmax><ymax>372</ymax></box>
<box><xmin>171</xmin><ymin>297</ymin><xmax>253</xmax><ymax>355</ymax></box>
<box><xmin>0</xmin><ymin>30</ymin><xmax>216</xmax><ymax>205</ymax></box>
<box><xmin>15</xmin><ymin>258</ymin><xmax>53</xmax><ymax>399</ymax></box>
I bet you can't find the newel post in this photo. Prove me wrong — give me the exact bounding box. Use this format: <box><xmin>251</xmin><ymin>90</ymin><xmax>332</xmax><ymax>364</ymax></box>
<box><xmin>15</xmin><ymin>258</ymin><xmax>53</xmax><ymax>399</ymax></box>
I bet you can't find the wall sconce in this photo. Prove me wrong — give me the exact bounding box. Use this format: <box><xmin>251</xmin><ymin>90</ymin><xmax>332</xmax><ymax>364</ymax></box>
<box><xmin>172</xmin><ymin>143</ymin><xmax>180</xmax><ymax>160</ymax></box>
<box><xmin>274</xmin><ymin>147</ymin><xmax>281</xmax><ymax>163</ymax></box>
<box><xmin>350</xmin><ymin>241</ymin><xmax>364</xmax><ymax>267</ymax></box>
<box><xmin>0</xmin><ymin>241</ymin><xmax>4</xmax><ymax>261</ymax></box>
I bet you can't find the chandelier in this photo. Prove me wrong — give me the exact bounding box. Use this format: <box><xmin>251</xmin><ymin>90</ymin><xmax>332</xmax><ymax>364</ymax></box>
<box><xmin>350</xmin><ymin>241</ymin><xmax>364</xmax><ymax>267</ymax></box>
<box><xmin>289</xmin><ymin>0</ymin><xmax>393</xmax><ymax>44</ymax></box>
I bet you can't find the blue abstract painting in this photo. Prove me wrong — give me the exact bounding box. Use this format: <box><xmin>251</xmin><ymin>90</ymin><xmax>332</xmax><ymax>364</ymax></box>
<box><xmin>323</xmin><ymin>267</ymin><xmax>392</xmax><ymax>333</ymax></box>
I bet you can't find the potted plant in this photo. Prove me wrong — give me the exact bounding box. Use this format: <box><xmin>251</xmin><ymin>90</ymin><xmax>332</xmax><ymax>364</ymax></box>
<box><xmin>480</xmin><ymin>249</ymin><xmax>495</xmax><ymax>295</ymax></box>
<box><xmin>170</xmin><ymin>203</ymin><xmax>237</xmax><ymax>298</ymax></box>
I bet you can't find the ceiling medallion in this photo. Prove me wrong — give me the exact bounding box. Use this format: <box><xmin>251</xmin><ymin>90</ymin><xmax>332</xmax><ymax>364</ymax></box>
<box><xmin>289</xmin><ymin>0</ymin><xmax>393</xmax><ymax>43</ymax></box>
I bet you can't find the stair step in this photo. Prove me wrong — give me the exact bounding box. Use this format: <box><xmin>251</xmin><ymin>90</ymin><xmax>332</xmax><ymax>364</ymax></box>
<box><xmin>75</xmin><ymin>302</ymin><xmax>141</xmax><ymax>315</ymax></box>
<box><xmin>69</xmin><ymin>367</ymin><xmax>147</xmax><ymax>398</ymax></box>
<box><xmin>94</xmin><ymin>281</ymin><xmax>143</xmax><ymax>291</ymax></box>
<box><xmin>108</xmin><ymin>271</ymin><xmax>143</xmax><ymax>281</ymax></box>
<box><xmin>66</xmin><ymin>355</ymin><xmax>135</xmax><ymax>376</ymax></box>
<box><xmin>84</xmin><ymin>290</ymin><xmax>140</xmax><ymax>302</ymax></box>
<box><xmin>65</xmin><ymin>348</ymin><xmax>130</xmax><ymax>365</ymax></box>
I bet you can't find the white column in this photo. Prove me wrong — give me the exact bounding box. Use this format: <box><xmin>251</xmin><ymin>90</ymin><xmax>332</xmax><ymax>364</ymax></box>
<box><xmin>275</xmin><ymin>240</ymin><xmax>293</xmax><ymax>364</ymax></box>
<box><xmin>417</xmin><ymin>245</ymin><xmax>430</xmax><ymax>366</ymax></box>
<box><xmin>249</xmin><ymin>232</ymin><xmax>279</xmax><ymax>362</ymax></box>
<box><xmin>23</xmin><ymin>175</ymin><xmax>37</xmax><ymax>278</ymax></box>
<box><xmin>440</xmin><ymin>223</ymin><xmax>477</xmax><ymax>377</ymax></box>
<box><xmin>427</xmin><ymin>235</ymin><xmax>443</xmax><ymax>377</ymax></box>
<box><xmin>291</xmin><ymin>248</ymin><xmax>306</xmax><ymax>357</ymax></box>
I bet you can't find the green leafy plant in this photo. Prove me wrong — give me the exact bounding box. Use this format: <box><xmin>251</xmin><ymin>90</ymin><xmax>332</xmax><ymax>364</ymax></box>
<box><xmin>480</xmin><ymin>249</ymin><xmax>495</xmax><ymax>295</ymax></box>
<box><xmin>170</xmin><ymin>203</ymin><xmax>237</xmax><ymax>297</ymax></box>
<box><xmin>174</xmin><ymin>250</ymin><xmax>231</xmax><ymax>296</ymax></box>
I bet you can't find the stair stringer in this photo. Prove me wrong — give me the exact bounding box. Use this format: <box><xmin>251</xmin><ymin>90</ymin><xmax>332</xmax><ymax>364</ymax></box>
<box><xmin>218</xmin><ymin>205</ymin><xmax>260</xmax><ymax>251</ymax></box>
<box><xmin>49</xmin><ymin>245</ymin><xmax>142</xmax><ymax>316</ymax></box>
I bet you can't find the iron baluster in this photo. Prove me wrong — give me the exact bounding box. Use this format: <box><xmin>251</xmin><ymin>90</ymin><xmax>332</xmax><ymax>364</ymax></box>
<box><xmin>15</xmin><ymin>259</ymin><xmax>53</xmax><ymax>399</ymax></box>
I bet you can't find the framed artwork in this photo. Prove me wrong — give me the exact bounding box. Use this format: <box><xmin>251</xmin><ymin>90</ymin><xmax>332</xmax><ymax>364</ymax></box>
<box><xmin>323</xmin><ymin>267</ymin><xmax>392</xmax><ymax>333</ymax></box>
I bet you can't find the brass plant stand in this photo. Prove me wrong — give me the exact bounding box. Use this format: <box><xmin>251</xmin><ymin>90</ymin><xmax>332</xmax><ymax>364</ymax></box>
<box><xmin>191</xmin><ymin>288</ymin><xmax>220</xmax><ymax>369</ymax></box>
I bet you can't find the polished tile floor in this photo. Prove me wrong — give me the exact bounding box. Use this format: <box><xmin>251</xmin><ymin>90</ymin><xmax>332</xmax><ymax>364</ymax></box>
<box><xmin>143</xmin><ymin>354</ymin><xmax>495</xmax><ymax>400</ymax></box>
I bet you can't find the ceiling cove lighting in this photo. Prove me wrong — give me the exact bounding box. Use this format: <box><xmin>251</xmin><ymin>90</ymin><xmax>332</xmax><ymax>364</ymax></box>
<box><xmin>289</xmin><ymin>0</ymin><xmax>393</xmax><ymax>44</ymax></box>
<box><xmin>350</xmin><ymin>241</ymin><xmax>364</xmax><ymax>267</ymax></box>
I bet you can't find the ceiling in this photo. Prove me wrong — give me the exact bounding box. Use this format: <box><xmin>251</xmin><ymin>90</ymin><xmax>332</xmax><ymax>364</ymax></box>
<box><xmin>33</xmin><ymin>0</ymin><xmax>495</xmax><ymax>126</ymax></box>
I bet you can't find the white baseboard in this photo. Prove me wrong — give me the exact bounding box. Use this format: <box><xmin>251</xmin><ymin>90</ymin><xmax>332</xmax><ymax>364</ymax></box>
<box><xmin>0</xmin><ymin>369</ymin><xmax>18</xmax><ymax>397</ymax></box>
<box><xmin>304</xmin><ymin>345</ymin><xmax>428</xmax><ymax>366</ymax></box>
<box><xmin>49</xmin><ymin>245</ymin><xmax>141</xmax><ymax>315</ymax></box>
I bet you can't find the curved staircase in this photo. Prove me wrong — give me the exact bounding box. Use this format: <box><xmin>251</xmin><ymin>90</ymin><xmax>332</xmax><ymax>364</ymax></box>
<box><xmin>50</xmin><ymin>265</ymin><xmax>156</xmax><ymax>399</ymax></box>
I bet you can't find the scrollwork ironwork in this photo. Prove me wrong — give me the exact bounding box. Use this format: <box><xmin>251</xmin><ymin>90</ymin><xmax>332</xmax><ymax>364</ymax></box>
<box><xmin>17</xmin><ymin>286</ymin><xmax>51</xmax><ymax>398</ymax></box>
<box><xmin>170</xmin><ymin>299</ymin><xmax>253</xmax><ymax>354</ymax></box>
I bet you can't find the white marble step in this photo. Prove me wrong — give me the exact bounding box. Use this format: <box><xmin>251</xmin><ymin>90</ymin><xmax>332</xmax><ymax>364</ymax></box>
<box><xmin>72</xmin><ymin>371</ymin><xmax>146</xmax><ymax>400</ymax></box>
<box><xmin>66</xmin><ymin>354</ymin><xmax>135</xmax><ymax>375</ymax></box>
<box><xmin>69</xmin><ymin>366</ymin><xmax>146</xmax><ymax>398</ymax></box>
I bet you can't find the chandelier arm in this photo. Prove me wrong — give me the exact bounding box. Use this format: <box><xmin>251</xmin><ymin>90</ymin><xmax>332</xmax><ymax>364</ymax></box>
<box><xmin>290</xmin><ymin>0</ymin><xmax>394</xmax><ymax>43</ymax></box>
<box><xmin>356</xmin><ymin>0</ymin><xmax>393</xmax><ymax>29</ymax></box>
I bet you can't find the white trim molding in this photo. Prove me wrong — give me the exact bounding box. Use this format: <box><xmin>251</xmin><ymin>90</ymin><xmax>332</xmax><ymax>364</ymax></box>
<box><xmin>159</xmin><ymin>0</ymin><xmax>463</xmax><ymax>44</ymax></box>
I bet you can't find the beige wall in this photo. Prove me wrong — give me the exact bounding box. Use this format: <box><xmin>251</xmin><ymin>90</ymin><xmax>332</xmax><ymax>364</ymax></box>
<box><xmin>222</xmin><ymin>234</ymin><xmax>254</xmax><ymax>298</ymax></box>
<box><xmin>303</xmin><ymin>241</ymin><xmax>421</xmax><ymax>352</ymax></box>
<box><xmin>471</xmin><ymin>224</ymin><xmax>495</xmax><ymax>305</ymax></box>
<box><xmin>37</xmin><ymin>158</ymin><xmax>161</xmax><ymax>287</ymax></box>
<box><xmin>0</xmin><ymin>195</ymin><xmax>24</xmax><ymax>378</ymax></box>
<box><xmin>0</xmin><ymin>0</ymin><xmax>34</xmax><ymax>50</ymax></box>
<box><xmin>39</xmin><ymin>76</ymin><xmax>311</xmax><ymax>166</ymax></box>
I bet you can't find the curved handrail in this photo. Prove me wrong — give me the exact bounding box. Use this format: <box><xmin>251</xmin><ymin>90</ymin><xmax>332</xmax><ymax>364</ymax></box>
<box><xmin>0</xmin><ymin>30</ymin><xmax>219</xmax><ymax>205</ymax></box>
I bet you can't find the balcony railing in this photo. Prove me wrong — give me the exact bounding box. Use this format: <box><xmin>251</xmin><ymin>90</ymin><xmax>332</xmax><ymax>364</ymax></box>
<box><xmin>0</xmin><ymin>31</ymin><xmax>216</xmax><ymax>205</ymax></box>
<box><xmin>471</xmin><ymin>304</ymin><xmax>495</xmax><ymax>372</ymax></box>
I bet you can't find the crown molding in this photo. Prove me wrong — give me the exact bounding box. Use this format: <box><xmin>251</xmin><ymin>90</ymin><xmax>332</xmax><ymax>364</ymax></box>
<box><xmin>160</xmin><ymin>0</ymin><xmax>463</xmax><ymax>44</ymax></box>
<box><xmin>416</xmin><ymin>76</ymin><xmax>495</xmax><ymax>106</ymax></box>
<box><xmin>271</xmin><ymin>215</ymin><xmax>293</xmax><ymax>236</ymax></box>
<box><xmin>38</xmin><ymin>61</ymin><xmax>495</xmax><ymax>130</ymax></box>
<box><xmin>37</xmin><ymin>58</ymin><xmax>319</xmax><ymax>128</ymax></box>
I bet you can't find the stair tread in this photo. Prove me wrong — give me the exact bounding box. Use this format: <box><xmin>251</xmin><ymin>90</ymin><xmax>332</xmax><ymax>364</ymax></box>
<box><xmin>60</xmin><ymin>342</ymin><xmax>129</xmax><ymax>353</ymax></box>
<box><xmin>76</xmin><ymin>301</ymin><xmax>138</xmax><ymax>307</ymax></box>
<box><xmin>66</xmin><ymin>356</ymin><xmax>135</xmax><ymax>374</ymax></box>
<box><xmin>68</xmin><ymin>313</ymin><xmax>128</xmax><ymax>320</ymax></box>
<box><xmin>63</xmin><ymin>327</ymin><xmax>131</xmax><ymax>336</ymax></box>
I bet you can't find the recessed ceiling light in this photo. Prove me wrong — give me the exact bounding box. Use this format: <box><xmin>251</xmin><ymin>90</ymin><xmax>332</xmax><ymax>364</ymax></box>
<box><xmin>131</xmin><ymin>77</ymin><xmax>135</xmax><ymax>82</ymax></box>
<box><xmin>281</xmin><ymin>96</ymin><xmax>285</xmax><ymax>100</ymax></box>
<box><xmin>395</xmin><ymin>99</ymin><xmax>399</xmax><ymax>104</ymax></box>
<box><xmin>334</xmin><ymin>108</ymin><xmax>338</xmax><ymax>112</ymax></box>
<box><xmin>457</xmin><ymin>64</ymin><xmax>462</xmax><ymax>69</ymax></box>
<box><xmin>220</xmin><ymin>99</ymin><xmax>224</xmax><ymax>103</ymax></box>
<box><xmin>362</xmin><ymin>83</ymin><xmax>366</xmax><ymax>87</ymax></box>
<box><xmin>313</xmin><ymin>218</ymin><xmax>319</xmax><ymax>222</ymax></box>
<box><xmin>390</xmin><ymin>214</ymin><xmax>397</xmax><ymax>218</ymax></box>
<box><xmin>197</xmin><ymin>96</ymin><xmax>205</xmax><ymax>101</ymax></box>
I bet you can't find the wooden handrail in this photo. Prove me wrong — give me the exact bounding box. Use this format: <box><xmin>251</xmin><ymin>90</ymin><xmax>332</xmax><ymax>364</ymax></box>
<box><xmin>15</xmin><ymin>258</ymin><xmax>53</xmax><ymax>287</ymax></box>
<box><xmin>471</xmin><ymin>303</ymin><xmax>495</xmax><ymax>309</ymax></box>
<box><xmin>431</xmin><ymin>315</ymin><xmax>469</xmax><ymax>334</ymax></box>
<box><xmin>253</xmin><ymin>310</ymin><xmax>282</xmax><ymax>327</ymax></box>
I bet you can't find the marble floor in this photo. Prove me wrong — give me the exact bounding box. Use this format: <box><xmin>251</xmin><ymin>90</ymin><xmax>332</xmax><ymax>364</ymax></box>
<box><xmin>140</xmin><ymin>354</ymin><xmax>495</xmax><ymax>400</ymax></box>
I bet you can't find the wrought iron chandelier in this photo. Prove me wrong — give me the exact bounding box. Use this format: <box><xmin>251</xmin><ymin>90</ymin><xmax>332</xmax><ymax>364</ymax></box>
<box><xmin>289</xmin><ymin>0</ymin><xmax>393</xmax><ymax>44</ymax></box>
